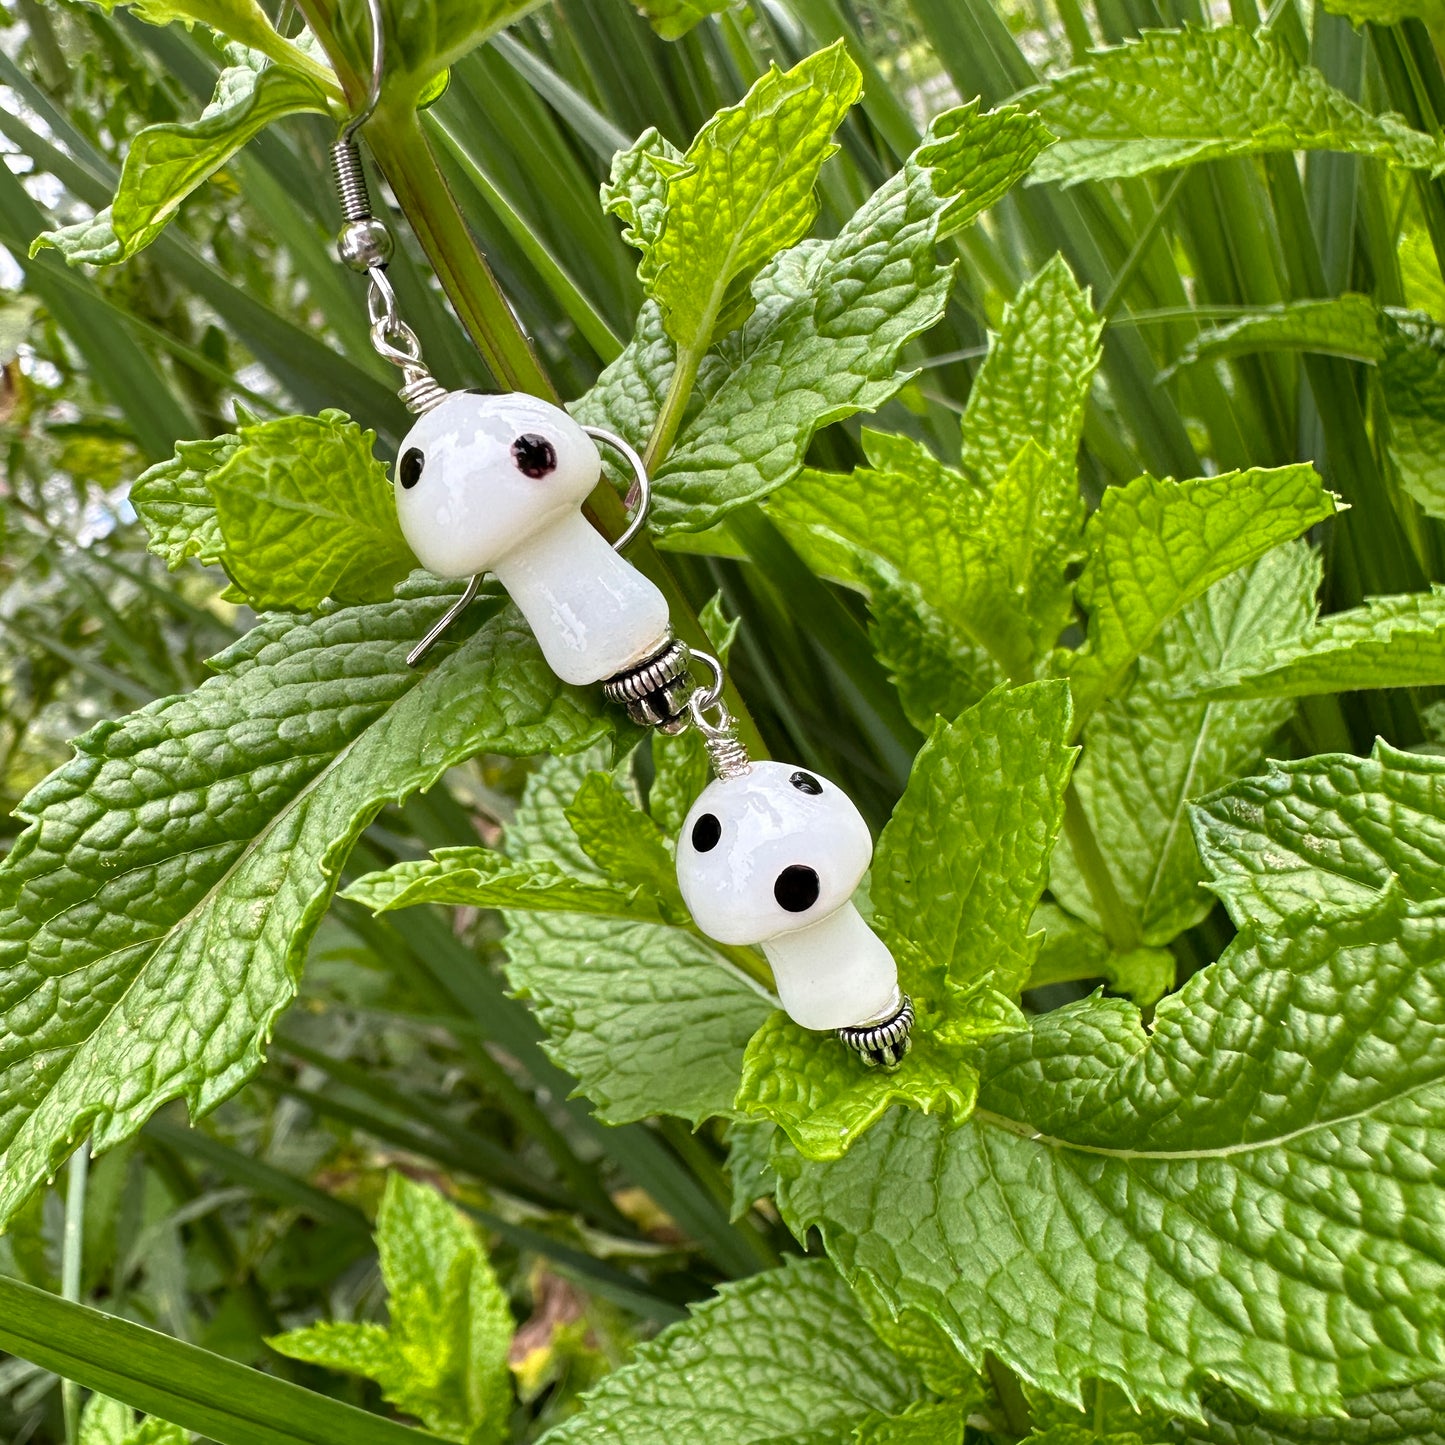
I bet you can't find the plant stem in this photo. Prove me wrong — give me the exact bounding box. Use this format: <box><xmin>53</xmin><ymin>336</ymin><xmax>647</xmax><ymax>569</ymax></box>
<box><xmin>61</xmin><ymin>1143</ymin><xmax>90</xmax><ymax>1445</ymax></box>
<box><xmin>645</xmin><ymin>342</ymin><xmax>703</xmax><ymax>474</ymax></box>
<box><xmin>1062</xmin><ymin>788</ymin><xmax>1140</xmax><ymax>954</ymax></box>
<box><xmin>985</xmin><ymin>1353</ymin><xmax>1033</xmax><ymax>1439</ymax></box>
<box><xmin>368</xmin><ymin>107</ymin><xmax>556</xmax><ymax>397</ymax></box>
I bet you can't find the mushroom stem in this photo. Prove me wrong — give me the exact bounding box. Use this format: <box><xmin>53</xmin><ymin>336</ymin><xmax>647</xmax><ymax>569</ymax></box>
<box><xmin>761</xmin><ymin>901</ymin><xmax>899</xmax><ymax>1033</ymax></box>
<box><xmin>493</xmin><ymin>512</ymin><xmax>672</xmax><ymax>686</ymax></box>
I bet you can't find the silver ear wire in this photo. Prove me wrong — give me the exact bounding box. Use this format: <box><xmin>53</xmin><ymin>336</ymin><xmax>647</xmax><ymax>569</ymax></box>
<box><xmin>328</xmin><ymin>0</ymin><xmax>447</xmax><ymax>411</ymax></box>
<box><xmin>582</xmin><ymin>426</ymin><xmax>652</xmax><ymax>551</ymax></box>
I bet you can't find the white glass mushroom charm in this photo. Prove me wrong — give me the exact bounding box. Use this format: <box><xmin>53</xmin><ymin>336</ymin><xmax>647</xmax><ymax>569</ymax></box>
<box><xmin>394</xmin><ymin>391</ymin><xmax>671</xmax><ymax>686</ymax></box>
<box><xmin>676</xmin><ymin>760</ymin><xmax>912</xmax><ymax>1065</ymax></box>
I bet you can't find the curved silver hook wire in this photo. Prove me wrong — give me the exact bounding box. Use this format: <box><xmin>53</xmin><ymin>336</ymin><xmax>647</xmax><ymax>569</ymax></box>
<box><xmin>340</xmin><ymin>0</ymin><xmax>386</xmax><ymax>142</ymax></box>
<box><xmin>582</xmin><ymin>426</ymin><xmax>652</xmax><ymax>552</ymax></box>
<box><xmin>407</xmin><ymin>575</ymin><xmax>482</xmax><ymax>668</ymax></box>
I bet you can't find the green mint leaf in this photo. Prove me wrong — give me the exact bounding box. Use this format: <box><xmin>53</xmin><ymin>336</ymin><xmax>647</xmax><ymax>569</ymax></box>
<box><xmin>93</xmin><ymin>0</ymin><xmax>302</xmax><ymax>60</ymax></box>
<box><xmin>1050</xmin><ymin>545</ymin><xmax>1318</xmax><ymax>945</ymax></box>
<box><xmin>32</xmin><ymin>63</ymin><xmax>328</xmax><ymax>267</ymax></box>
<box><xmin>79</xmin><ymin>1396</ymin><xmax>184</xmax><ymax>1445</ymax></box>
<box><xmin>502</xmin><ymin>748</ymin><xmax>770</xmax><ymax>1124</ymax></box>
<box><xmin>564</xmin><ymin>772</ymin><xmax>680</xmax><ymax>899</ymax></box>
<box><xmin>539</xmin><ymin>1257</ymin><xmax>923</xmax><ymax>1445</ymax></box>
<box><xmin>265</xmin><ymin>1322</ymin><xmax>399</xmax><ymax>1388</ymax></box>
<box><xmin>866</xmin><ymin>578</ymin><xmax>1005</xmax><ymax>732</ymax></box>
<box><xmin>874</xmin><ymin>680</ymin><xmax>1076</xmax><ymax>1005</ymax></box>
<box><xmin>1321</xmin><ymin>0</ymin><xmax>1445</xmax><ymax>31</ymax></box>
<box><xmin>1161</xmin><ymin>304</ymin><xmax>1445</xmax><ymax>522</ymax></box>
<box><xmin>1378</xmin><ymin>311</ymin><xmax>1445</xmax><ymax>520</ymax></box>
<box><xmin>273</xmin><ymin>1174</ymin><xmax>514</xmax><ymax>1443</ymax></box>
<box><xmin>851</xmin><ymin>1402</ymin><xmax>969</xmax><ymax>1444</ymax></box>
<box><xmin>375</xmin><ymin>1173</ymin><xmax>513</xmax><ymax>1442</ymax></box>
<box><xmin>205</xmin><ymin>410</ymin><xmax>415</xmax><ymax>610</ymax></box>
<box><xmin>1190</xmin><ymin>739</ymin><xmax>1445</xmax><ymax>929</ymax></box>
<box><xmin>601</xmin><ymin>129</ymin><xmax>687</xmax><ymax>272</ymax></box>
<box><xmin>736</xmin><ymin>682</ymin><xmax>1074</xmax><ymax>1159</ymax></box>
<box><xmin>777</xmin><ymin>885</ymin><xmax>1445</xmax><ymax>1418</ymax></box>
<box><xmin>773</xmin><ymin>256</ymin><xmax>1096</xmax><ymax>683</ymax></box>
<box><xmin>1181</xmin><ymin>1379</ymin><xmax>1445</xmax><ymax>1443</ymax></box>
<box><xmin>652</xmin><ymin>159</ymin><xmax>956</xmax><ymax>531</ymax></box>
<box><xmin>627</xmin><ymin>0</ymin><xmax>736</xmax><ymax>38</ymax></box>
<box><xmin>129</xmin><ymin>434</ymin><xmax>238</xmax><ymax>570</ymax></box>
<box><xmin>1062</xmin><ymin>465</ymin><xmax>1336</xmax><ymax>724</ymax></box>
<box><xmin>343</xmin><ymin>846</ymin><xmax>671</xmax><ymax>922</ymax></box>
<box><xmin>960</xmin><ymin>254</ymin><xmax>1101</xmax><ymax>496</ymax></box>
<box><xmin>734</xmin><ymin>1012</ymin><xmax>977</xmax><ymax>1162</ymax></box>
<box><xmin>379</xmin><ymin>0</ymin><xmax>543</xmax><ymax>107</ymax></box>
<box><xmin>1027</xmin><ymin>26</ymin><xmax>1445</xmax><ymax>185</ymax></box>
<box><xmin>724</xmin><ymin>1117</ymin><xmax>777</xmax><ymax>1221</ymax></box>
<box><xmin>1027</xmin><ymin>903</ymin><xmax>1174</xmax><ymax>1005</ymax></box>
<box><xmin>0</xmin><ymin>598</ymin><xmax>606</xmax><ymax>1226</ymax></box>
<box><xmin>1187</xmin><ymin>584</ymin><xmax>1445</xmax><ymax>699</ymax></box>
<box><xmin>647</xmin><ymin>44</ymin><xmax>862</xmax><ymax>351</ymax></box>
<box><xmin>1164</xmin><ymin>294</ymin><xmax>1384</xmax><ymax>376</ymax></box>
<box><xmin>572</xmin><ymin>300</ymin><xmax>676</xmax><ymax>457</ymax></box>
<box><xmin>920</xmin><ymin>100</ymin><xmax>1055</xmax><ymax>236</ymax></box>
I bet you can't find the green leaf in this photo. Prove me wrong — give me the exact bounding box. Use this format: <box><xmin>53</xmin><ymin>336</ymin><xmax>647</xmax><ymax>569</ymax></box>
<box><xmin>1026</xmin><ymin>904</ymin><xmax>1174</xmax><ymax>1005</ymax></box>
<box><xmin>537</xmin><ymin>1257</ymin><xmax>923</xmax><ymax>1445</ymax></box>
<box><xmin>1321</xmin><ymin>0</ymin><xmax>1445</xmax><ymax>35</ymax></box>
<box><xmin>874</xmin><ymin>681</ymin><xmax>1077</xmax><ymax>1006</ymax></box>
<box><xmin>919</xmin><ymin>101</ymin><xmax>1056</xmax><ymax>236</ymax></box>
<box><xmin>960</xmin><ymin>253</ymin><xmax>1101</xmax><ymax>497</ymax></box>
<box><xmin>734</xmin><ymin>1012</ymin><xmax>977</xmax><ymax>1163</ymax></box>
<box><xmin>501</xmin><ymin>748</ymin><xmax>770</xmax><ymax>1125</ymax></box>
<box><xmin>564</xmin><ymin>772</ymin><xmax>680</xmax><ymax>898</ymax></box>
<box><xmin>773</xmin><ymin>256</ymin><xmax>1096</xmax><ymax>680</ymax></box>
<box><xmin>81</xmin><ymin>1395</ymin><xmax>186</xmax><ymax>1445</ymax></box>
<box><xmin>205</xmin><ymin>410</ymin><xmax>415</xmax><ymax>610</ymax></box>
<box><xmin>866</xmin><ymin>579</ymin><xmax>1005</xmax><ymax>732</ymax></box>
<box><xmin>651</xmin><ymin>158</ymin><xmax>956</xmax><ymax>531</ymax></box>
<box><xmin>32</xmin><ymin>62</ymin><xmax>329</xmax><ymax>267</ymax></box>
<box><xmin>1378</xmin><ymin>312</ymin><xmax>1445</xmax><ymax>519</ymax></box>
<box><xmin>0</xmin><ymin>1274</ymin><xmax>427</xmax><ymax>1445</ymax></box>
<box><xmin>129</xmin><ymin>434</ymin><xmax>238</xmax><ymax>571</ymax></box>
<box><xmin>724</xmin><ymin>1117</ymin><xmax>777</xmax><ymax>1221</ymax></box>
<box><xmin>852</xmin><ymin>1402</ymin><xmax>969</xmax><ymax>1444</ymax></box>
<box><xmin>627</xmin><ymin>0</ymin><xmax>736</xmax><ymax>38</ymax></box>
<box><xmin>777</xmin><ymin>885</ymin><xmax>1445</xmax><ymax>1418</ymax></box>
<box><xmin>1062</xmin><ymin>466</ymin><xmax>1337</xmax><ymax>724</ymax></box>
<box><xmin>734</xmin><ymin>682</ymin><xmax>1075</xmax><ymax>1159</ymax></box>
<box><xmin>1164</xmin><ymin>294</ymin><xmax>1385</xmax><ymax>375</ymax></box>
<box><xmin>1187</xmin><ymin>585</ymin><xmax>1445</xmax><ymax>699</ymax></box>
<box><xmin>0</xmin><ymin>596</ymin><xmax>607</xmax><ymax>1225</ymax></box>
<box><xmin>1049</xmin><ymin>546</ymin><xmax>1319</xmax><ymax>945</ymax></box>
<box><xmin>343</xmin><ymin>847</ymin><xmax>671</xmax><ymax>922</ymax></box>
<box><xmin>377</xmin><ymin>0</ymin><xmax>544</xmax><ymax>107</ymax></box>
<box><xmin>275</xmin><ymin>1174</ymin><xmax>514</xmax><ymax>1444</ymax></box>
<box><xmin>601</xmin><ymin>129</ymin><xmax>687</xmax><ymax>271</ymax></box>
<box><xmin>646</xmin><ymin>44</ymin><xmax>863</xmax><ymax>350</ymax></box>
<box><xmin>1027</xmin><ymin>25</ymin><xmax>1445</xmax><ymax>185</ymax></box>
<box><xmin>1180</xmin><ymin>1379</ymin><xmax>1445</xmax><ymax>1443</ymax></box>
<box><xmin>1190</xmin><ymin>739</ymin><xmax>1445</xmax><ymax>928</ymax></box>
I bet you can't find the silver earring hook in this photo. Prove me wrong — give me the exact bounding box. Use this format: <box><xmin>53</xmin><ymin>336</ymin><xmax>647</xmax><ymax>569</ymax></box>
<box><xmin>340</xmin><ymin>0</ymin><xmax>385</xmax><ymax>143</ymax></box>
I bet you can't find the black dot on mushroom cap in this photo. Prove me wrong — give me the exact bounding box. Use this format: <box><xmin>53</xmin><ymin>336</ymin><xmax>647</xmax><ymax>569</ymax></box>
<box><xmin>691</xmin><ymin>813</ymin><xmax>721</xmax><ymax>852</ymax></box>
<box><xmin>513</xmin><ymin>432</ymin><xmax>558</xmax><ymax>478</ymax></box>
<box><xmin>774</xmin><ymin>864</ymin><xmax>820</xmax><ymax>913</ymax></box>
<box><xmin>790</xmin><ymin>770</ymin><xmax>822</xmax><ymax>795</ymax></box>
<box><xmin>399</xmin><ymin>447</ymin><xmax>424</xmax><ymax>489</ymax></box>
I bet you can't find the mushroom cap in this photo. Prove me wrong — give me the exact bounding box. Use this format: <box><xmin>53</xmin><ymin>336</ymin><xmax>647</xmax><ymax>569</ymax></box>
<box><xmin>394</xmin><ymin>392</ymin><xmax>600</xmax><ymax>579</ymax></box>
<box><xmin>676</xmin><ymin>760</ymin><xmax>873</xmax><ymax>946</ymax></box>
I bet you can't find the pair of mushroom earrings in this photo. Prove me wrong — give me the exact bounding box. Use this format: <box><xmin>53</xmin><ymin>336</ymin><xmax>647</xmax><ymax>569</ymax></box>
<box><xmin>392</xmin><ymin>393</ymin><xmax>913</xmax><ymax>1068</ymax></box>
<box><xmin>323</xmin><ymin>18</ymin><xmax>911</xmax><ymax>1066</ymax></box>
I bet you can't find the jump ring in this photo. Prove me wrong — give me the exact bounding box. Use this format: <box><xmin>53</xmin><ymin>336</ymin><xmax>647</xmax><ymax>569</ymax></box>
<box><xmin>582</xmin><ymin>425</ymin><xmax>651</xmax><ymax>552</ymax></box>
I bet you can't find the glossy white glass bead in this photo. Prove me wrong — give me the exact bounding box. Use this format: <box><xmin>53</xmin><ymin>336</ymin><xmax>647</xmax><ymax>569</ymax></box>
<box><xmin>676</xmin><ymin>760</ymin><xmax>901</xmax><ymax>1032</ymax></box>
<box><xmin>394</xmin><ymin>392</ymin><xmax>671</xmax><ymax>686</ymax></box>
